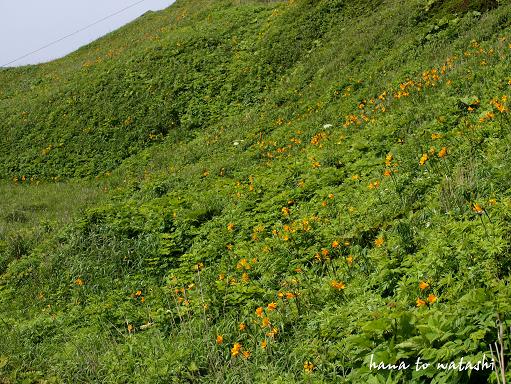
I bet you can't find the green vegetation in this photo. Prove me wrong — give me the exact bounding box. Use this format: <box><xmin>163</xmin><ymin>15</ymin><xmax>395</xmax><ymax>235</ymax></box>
<box><xmin>0</xmin><ymin>181</ymin><xmax>102</xmax><ymax>275</ymax></box>
<box><xmin>1</xmin><ymin>0</ymin><xmax>511</xmax><ymax>382</ymax></box>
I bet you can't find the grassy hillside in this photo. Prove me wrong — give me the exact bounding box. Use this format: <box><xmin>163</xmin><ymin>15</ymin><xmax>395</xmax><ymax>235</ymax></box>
<box><xmin>1</xmin><ymin>0</ymin><xmax>511</xmax><ymax>382</ymax></box>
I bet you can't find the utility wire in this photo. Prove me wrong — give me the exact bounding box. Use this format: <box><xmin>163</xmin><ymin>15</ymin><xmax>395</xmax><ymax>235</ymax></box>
<box><xmin>1</xmin><ymin>0</ymin><xmax>150</xmax><ymax>67</ymax></box>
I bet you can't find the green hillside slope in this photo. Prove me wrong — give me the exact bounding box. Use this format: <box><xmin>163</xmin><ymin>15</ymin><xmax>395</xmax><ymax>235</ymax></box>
<box><xmin>1</xmin><ymin>0</ymin><xmax>511</xmax><ymax>382</ymax></box>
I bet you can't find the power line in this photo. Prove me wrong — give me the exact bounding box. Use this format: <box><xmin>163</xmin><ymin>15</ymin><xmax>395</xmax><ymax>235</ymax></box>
<box><xmin>1</xmin><ymin>0</ymin><xmax>151</xmax><ymax>67</ymax></box>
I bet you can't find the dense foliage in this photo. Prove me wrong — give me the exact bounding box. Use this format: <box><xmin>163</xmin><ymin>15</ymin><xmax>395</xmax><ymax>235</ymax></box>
<box><xmin>1</xmin><ymin>0</ymin><xmax>511</xmax><ymax>382</ymax></box>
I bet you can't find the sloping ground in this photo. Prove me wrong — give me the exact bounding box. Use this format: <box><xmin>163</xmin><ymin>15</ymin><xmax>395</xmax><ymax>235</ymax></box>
<box><xmin>0</xmin><ymin>0</ymin><xmax>280</xmax><ymax>177</ymax></box>
<box><xmin>1</xmin><ymin>0</ymin><xmax>511</xmax><ymax>383</ymax></box>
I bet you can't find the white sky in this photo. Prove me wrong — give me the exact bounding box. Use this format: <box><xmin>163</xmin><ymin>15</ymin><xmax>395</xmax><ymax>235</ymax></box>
<box><xmin>0</xmin><ymin>0</ymin><xmax>175</xmax><ymax>67</ymax></box>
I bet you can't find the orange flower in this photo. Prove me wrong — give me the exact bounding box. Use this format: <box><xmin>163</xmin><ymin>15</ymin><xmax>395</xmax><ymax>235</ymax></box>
<box><xmin>472</xmin><ymin>203</ymin><xmax>484</xmax><ymax>215</ymax></box>
<box><xmin>428</xmin><ymin>294</ymin><xmax>437</xmax><ymax>304</ymax></box>
<box><xmin>346</xmin><ymin>255</ymin><xmax>353</xmax><ymax>266</ymax></box>
<box><xmin>419</xmin><ymin>153</ymin><xmax>428</xmax><ymax>166</ymax></box>
<box><xmin>266</xmin><ymin>327</ymin><xmax>279</xmax><ymax>338</ymax></box>
<box><xmin>256</xmin><ymin>307</ymin><xmax>264</xmax><ymax>317</ymax></box>
<box><xmin>332</xmin><ymin>240</ymin><xmax>339</xmax><ymax>248</ymax></box>
<box><xmin>491</xmin><ymin>98</ymin><xmax>508</xmax><ymax>113</ymax></box>
<box><xmin>242</xmin><ymin>272</ymin><xmax>250</xmax><ymax>282</ymax></box>
<box><xmin>286</xmin><ymin>292</ymin><xmax>296</xmax><ymax>299</ymax></box>
<box><xmin>328</xmin><ymin>193</ymin><xmax>335</xmax><ymax>199</ymax></box>
<box><xmin>231</xmin><ymin>342</ymin><xmax>241</xmax><ymax>357</ymax></box>
<box><xmin>431</xmin><ymin>133</ymin><xmax>443</xmax><ymax>140</ymax></box>
<box><xmin>416</xmin><ymin>298</ymin><xmax>426</xmax><ymax>307</ymax></box>
<box><xmin>479</xmin><ymin>111</ymin><xmax>495</xmax><ymax>122</ymax></box>
<box><xmin>237</xmin><ymin>258</ymin><xmax>250</xmax><ymax>270</ymax></box>
<box><xmin>374</xmin><ymin>237</ymin><xmax>384</xmax><ymax>247</ymax></box>
<box><xmin>385</xmin><ymin>153</ymin><xmax>393</xmax><ymax>166</ymax></box>
<box><xmin>135</xmin><ymin>290</ymin><xmax>142</xmax><ymax>297</ymax></box>
<box><xmin>261</xmin><ymin>340</ymin><xmax>267</xmax><ymax>349</ymax></box>
<box><xmin>321</xmin><ymin>249</ymin><xmax>329</xmax><ymax>257</ymax></box>
<box><xmin>227</xmin><ymin>223</ymin><xmax>235</xmax><ymax>231</ymax></box>
<box><xmin>267</xmin><ymin>302</ymin><xmax>277</xmax><ymax>311</ymax></box>
<box><xmin>239</xmin><ymin>323</ymin><xmax>246</xmax><ymax>331</ymax></box>
<box><xmin>304</xmin><ymin>361</ymin><xmax>315</xmax><ymax>373</ymax></box>
<box><xmin>262</xmin><ymin>317</ymin><xmax>270</xmax><ymax>327</ymax></box>
<box><xmin>74</xmin><ymin>278</ymin><xmax>85</xmax><ymax>286</ymax></box>
<box><xmin>282</xmin><ymin>207</ymin><xmax>290</xmax><ymax>216</ymax></box>
<box><xmin>383</xmin><ymin>169</ymin><xmax>392</xmax><ymax>177</ymax></box>
<box><xmin>242</xmin><ymin>350</ymin><xmax>251</xmax><ymax>359</ymax></box>
<box><xmin>419</xmin><ymin>281</ymin><xmax>429</xmax><ymax>291</ymax></box>
<box><xmin>194</xmin><ymin>262</ymin><xmax>204</xmax><ymax>271</ymax></box>
<box><xmin>438</xmin><ymin>147</ymin><xmax>447</xmax><ymax>158</ymax></box>
<box><xmin>331</xmin><ymin>280</ymin><xmax>346</xmax><ymax>290</ymax></box>
<box><xmin>216</xmin><ymin>335</ymin><xmax>223</xmax><ymax>345</ymax></box>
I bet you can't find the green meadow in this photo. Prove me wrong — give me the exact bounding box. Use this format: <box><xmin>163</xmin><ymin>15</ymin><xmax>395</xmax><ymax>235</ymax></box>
<box><xmin>1</xmin><ymin>0</ymin><xmax>511</xmax><ymax>382</ymax></box>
